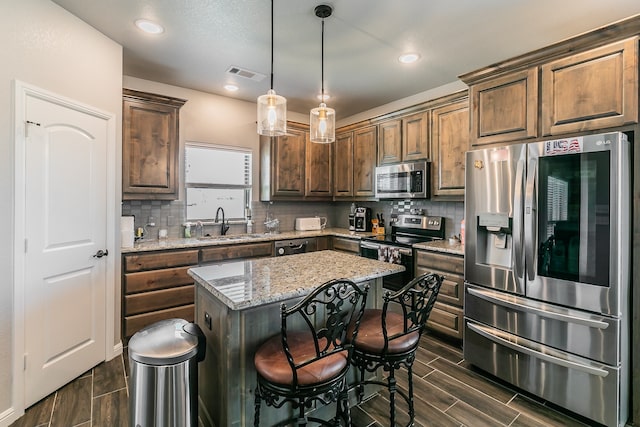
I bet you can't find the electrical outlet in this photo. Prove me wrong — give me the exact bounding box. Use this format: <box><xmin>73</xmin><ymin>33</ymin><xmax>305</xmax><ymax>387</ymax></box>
<box><xmin>147</xmin><ymin>216</ymin><xmax>156</xmax><ymax>227</ymax></box>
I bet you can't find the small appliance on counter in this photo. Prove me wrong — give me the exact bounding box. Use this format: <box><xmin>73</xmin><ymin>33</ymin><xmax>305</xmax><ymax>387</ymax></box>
<box><xmin>354</xmin><ymin>207</ymin><xmax>372</xmax><ymax>232</ymax></box>
<box><xmin>295</xmin><ymin>217</ymin><xmax>327</xmax><ymax>231</ymax></box>
<box><xmin>348</xmin><ymin>213</ymin><xmax>356</xmax><ymax>231</ymax></box>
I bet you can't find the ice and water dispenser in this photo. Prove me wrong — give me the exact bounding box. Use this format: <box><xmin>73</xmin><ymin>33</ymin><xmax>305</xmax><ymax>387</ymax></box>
<box><xmin>475</xmin><ymin>212</ymin><xmax>512</xmax><ymax>268</ymax></box>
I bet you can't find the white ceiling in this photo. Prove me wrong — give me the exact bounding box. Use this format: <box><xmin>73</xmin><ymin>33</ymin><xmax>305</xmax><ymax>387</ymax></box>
<box><xmin>52</xmin><ymin>0</ymin><xmax>640</xmax><ymax>118</ymax></box>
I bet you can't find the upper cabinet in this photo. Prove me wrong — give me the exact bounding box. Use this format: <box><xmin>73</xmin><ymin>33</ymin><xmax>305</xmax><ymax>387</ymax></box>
<box><xmin>334</xmin><ymin>123</ymin><xmax>377</xmax><ymax>199</ymax></box>
<box><xmin>461</xmin><ymin>17</ymin><xmax>640</xmax><ymax>147</ymax></box>
<box><xmin>122</xmin><ymin>89</ymin><xmax>187</xmax><ymax>200</ymax></box>
<box><xmin>541</xmin><ymin>38</ymin><xmax>638</xmax><ymax>135</ymax></box>
<box><xmin>353</xmin><ymin>125</ymin><xmax>378</xmax><ymax>197</ymax></box>
<box><xmin>377</xmin><ymin>118</ymin><xmax>402</xmax><ymax>164</ymax></box>
<box><xmin>260</xmin><ymin>122</ymin><xmax>332</xmax><ymax>201</ymax></box>
<box><xmin>306</xmin><ymin>130</ymin><xmax>333</xmax><ymax>198</ymax></box>
<box><xmin>431</xmin><ymin>94</ymin><xmax>469</xmax><ymax>199</ymax></box>
<box><xmin>377</xmin><ymin>110</ymin><xmax>429</xmax><ymax>165</ymax></box>
<box><xmin>468</xmin><ymin>69</ymin><xmax>538</xmax><ymax>146</ymax></box>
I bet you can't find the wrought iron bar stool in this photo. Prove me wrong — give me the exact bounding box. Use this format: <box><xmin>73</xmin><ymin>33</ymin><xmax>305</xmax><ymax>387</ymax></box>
<box><xmin>350</xmin><ymin>272</ymin><xmax>443</xmax><ymax>427</ymax></box>
<box><xmin>253</xmin><ymin>279</ymin><xmax>369</xmax><ymax>426</ymax></box>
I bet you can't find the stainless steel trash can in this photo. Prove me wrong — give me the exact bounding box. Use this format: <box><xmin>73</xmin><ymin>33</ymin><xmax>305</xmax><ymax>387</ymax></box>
<box><xmin>129</xmin><ymin>318</ymin><xmax>206</xmax><ymax>427</ymax></box>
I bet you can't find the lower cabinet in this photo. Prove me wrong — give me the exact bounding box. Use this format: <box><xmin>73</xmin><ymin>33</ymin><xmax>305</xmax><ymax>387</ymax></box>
<box><xmin>122</xmin><ymin>242</ymin><xmax>275</xmax><ymax>338</ymax></box>
<box><xmin>415</xmin><ymin>249</ymin><xmax>464</xmax><ymax>340</ymax></box>
<box><xmin>122</xmin><ymin>249</ymin><xmax>199</xmax><ymax>338</ymax></box>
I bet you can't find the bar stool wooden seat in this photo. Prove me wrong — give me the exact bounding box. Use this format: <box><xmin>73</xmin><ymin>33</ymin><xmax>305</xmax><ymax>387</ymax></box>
<box><xmin>253</xmin><ymin>279</ymin><xmax>369</xmax><ymax>426</ymax></box>
<box><xmin>350</xmin><ymin>273</ymin><xmax>443</xmax><ymax>427</ymax></box>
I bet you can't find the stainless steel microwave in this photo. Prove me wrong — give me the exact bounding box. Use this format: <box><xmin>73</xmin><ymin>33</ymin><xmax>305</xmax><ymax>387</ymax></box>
<box><xmin>375</xmin><ymin>160</ymin><xmax>429</xmax><ymax>199</ymax></box>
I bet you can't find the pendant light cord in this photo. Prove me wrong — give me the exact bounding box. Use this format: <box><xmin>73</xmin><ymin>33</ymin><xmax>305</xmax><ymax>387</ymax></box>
<box><xmin>270</xmin><ymin>0</ymin><xmax>274</xmax><ymax>90</ymax></box>
<box><xmin>321</xmin><ymin>18</ymin><xmax>325</xmax><ymax>99</ymax></box>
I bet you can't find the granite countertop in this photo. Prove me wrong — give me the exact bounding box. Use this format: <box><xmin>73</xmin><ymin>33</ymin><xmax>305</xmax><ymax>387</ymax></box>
<box><xmin>188</xmin><ymin>250</ymin><xmax>405</xmax><ymax>310</ymax></box>
<box><xmin>413</xmin><ymin>239</ymin><xmax>464</xmax><ymax>256</ymax></box>
<box><xmin>122</xmin><ymin>227</ymin><xmax>374</xmax><ymax>253</ymax></box>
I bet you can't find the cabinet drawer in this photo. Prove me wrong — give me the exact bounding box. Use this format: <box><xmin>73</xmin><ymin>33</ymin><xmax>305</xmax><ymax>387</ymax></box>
<box><xmin>124</xmin><ymin>304</ymin><xmax>195</xmax><ymax>338</ymax></box>
<box><xmin>200</xmin><ymin>242</ymin><xmax>273</xmax><ymax>263</ymax></box>
<box><xmin>427</xmin><ymin>302</ymin><xmax>463</xmax><ymax>339</ymax></box>
<box><xmin>415</xmin><ymin>250</ymin><xmax>463</xmax><ymax>275</ymax></box>
<box><xmin>124</xmin><ymin>266</ymin><xmax>194</xmax><ymax>294</ymax></box>
<box><xmin>331</xmin><ymin>237</ymin><xmax>360</xmax><ymax>254</ymax></box>
<box><xmin>125</xmin><ymin>284</ymin><xmax>195</xmax><ymax>316</ymax></box>
<box><xmin>124</xmin><ymin>249</ymin><xmax>199</xmax><ymax>272</ymax></box>
<box><xmin>416</xmin><ymin>266</ymin><xmax>463</xmax><ymax>307</ymax></box>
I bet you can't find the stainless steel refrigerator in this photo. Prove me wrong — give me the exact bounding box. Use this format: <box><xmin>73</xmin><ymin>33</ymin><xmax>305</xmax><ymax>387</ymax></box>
<box><xmin>464</xmin><ymin>131</ymin><xmax>630</xmax><ymax>427</ymax></box>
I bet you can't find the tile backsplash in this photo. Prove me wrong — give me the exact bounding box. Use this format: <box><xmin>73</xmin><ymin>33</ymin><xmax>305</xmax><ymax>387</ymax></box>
<box><xmin>122</xmin><ymin>199</ymin><xmax>464</xmax><ymax>240</ymax></box>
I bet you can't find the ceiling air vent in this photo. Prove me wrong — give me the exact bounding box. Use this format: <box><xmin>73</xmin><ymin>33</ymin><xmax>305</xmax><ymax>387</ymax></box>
<box><xmin>226</xmin><ymin>66</ymin><xmax>266</xmax><ymax>82</ymax></box>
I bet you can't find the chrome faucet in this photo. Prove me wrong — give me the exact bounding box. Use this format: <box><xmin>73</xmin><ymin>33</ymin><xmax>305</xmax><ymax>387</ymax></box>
<box><xmin>215</xmin><ymin>207</ymin><xmax>230</xmax><ymax>235</ymax></box>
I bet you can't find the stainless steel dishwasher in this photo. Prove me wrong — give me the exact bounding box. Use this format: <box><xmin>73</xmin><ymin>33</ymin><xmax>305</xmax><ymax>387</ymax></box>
<box><xmin>274</xmin><ymin>237</ymin><xmax>317</xmax><ymax>256</ymax></box>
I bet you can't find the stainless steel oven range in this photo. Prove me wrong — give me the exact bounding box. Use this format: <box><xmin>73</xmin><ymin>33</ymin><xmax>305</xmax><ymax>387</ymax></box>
<box><xmin>360</xmin><ymin>214</ymin><xmax>445</xmax><ymax>290</ymax></box>
<box><xmin>464</xmin><ymin>131</ymin><xmax>631</xmax><ymax>427</ymax></box>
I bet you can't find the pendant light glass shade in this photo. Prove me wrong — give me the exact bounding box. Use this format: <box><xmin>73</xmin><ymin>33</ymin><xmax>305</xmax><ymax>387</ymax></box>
<box><xmin>310</xmin><ymin>5</ymin><xmax>335</xmax><ymax>143</ymax></box>
<box><xmin>257</xmin><ymin>0</ymin><xmax>287</xmax><ymax>136</ymax></box>
<box><xmin>310</xmin><ymin>102</ymin><xmax>335</xmax><ymax>143</ymax></box>
<box><xmin>257</xmin><ymin>89</ymin><xmax>287</xmax><ymax>136</ymax></box>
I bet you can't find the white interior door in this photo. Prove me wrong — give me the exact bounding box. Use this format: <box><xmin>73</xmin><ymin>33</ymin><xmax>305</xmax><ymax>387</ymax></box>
<box><xmin>23</xmin><ymin>93</ymin><xmax>108</xmax><ymax>407</ymax></box>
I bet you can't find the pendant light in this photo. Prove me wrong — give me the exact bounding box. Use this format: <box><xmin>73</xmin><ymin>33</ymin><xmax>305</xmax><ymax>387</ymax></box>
<box><xmin>257</xmin><ymin>0</ymin><xmax>287</xmax><ymax>136</ymax></box>
<box><xmin>310</xmin><ymin>4</ymin><xmax>335</xmax><ymax>143</ymax></box>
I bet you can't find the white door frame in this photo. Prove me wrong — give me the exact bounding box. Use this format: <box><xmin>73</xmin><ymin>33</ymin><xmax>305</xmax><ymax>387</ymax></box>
<box><xmin>11</xmin><ymin>80</ymin><xmax>119</xmax><ymax>421</ymax></box>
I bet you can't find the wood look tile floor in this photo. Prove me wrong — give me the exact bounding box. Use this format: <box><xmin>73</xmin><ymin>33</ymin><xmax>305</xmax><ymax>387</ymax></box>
<box><xmin>10</xmin><ymin>332</ymin><xmax>591</xmax><ymax>427</ymax></box>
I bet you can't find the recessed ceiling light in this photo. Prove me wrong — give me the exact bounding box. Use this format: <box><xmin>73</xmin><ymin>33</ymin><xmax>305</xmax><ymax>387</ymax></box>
<box><xmin>317</xmin><ymin>93</ymin><xmax>330</xmax><ymax>101</ymax></box>
<box><xmin>398</xmin><ymin>53</ymin><xmax>420</xmax><ymax>64</ymax></box>
<box><xmin>224</xmin><ymin>84</ymin><xmax>239</xmax><ymax>92</ymax></box>
<box><xmin>135</xmin><ymin>19</ymin><xmax>164</xmax><ymax>35</ymax></box>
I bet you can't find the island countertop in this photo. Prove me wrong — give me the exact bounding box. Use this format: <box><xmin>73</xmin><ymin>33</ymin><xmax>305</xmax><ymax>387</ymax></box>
<box><xmin>188</xmin><ymin>250</ymin><xmax>405</xmax><ymax>310</ymax></box>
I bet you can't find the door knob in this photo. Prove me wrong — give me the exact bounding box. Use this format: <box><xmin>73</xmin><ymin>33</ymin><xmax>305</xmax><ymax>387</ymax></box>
<box><xmin>93</xmin><ymin>249</ymin><xmax>109</xmax><ymax>258</ymax></box>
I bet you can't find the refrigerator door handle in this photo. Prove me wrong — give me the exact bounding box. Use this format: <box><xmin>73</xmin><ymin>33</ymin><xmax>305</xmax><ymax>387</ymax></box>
<box><xmin>513</xmin><ymin>156</ymin><xmax>525</xmax><ymax>280</ymax></box>
<box><xmin>524</xmin><ymin>158</ymin><xmax>537</xmax><ymax>280</ymax></box>
<box><xmin>467</xmin><ymin>286</ymin><xmax>609</xmax><ymax>329</ymax></box>
<box><xmin>467</xmin><ymin>322</ymin><xmax>609</xmax><ymax>377</ymax></box>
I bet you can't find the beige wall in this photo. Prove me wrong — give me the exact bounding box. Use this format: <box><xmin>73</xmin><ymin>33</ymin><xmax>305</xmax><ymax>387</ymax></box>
<box><xmin>0</xmin><ymin>0</ymin><xmax>122</xmax><ymax>422</ymax></box>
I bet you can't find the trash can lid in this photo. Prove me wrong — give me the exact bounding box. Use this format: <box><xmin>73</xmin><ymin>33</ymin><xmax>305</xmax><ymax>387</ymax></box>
<box><xmin>129</xmin><ymin>318</ymin><xmax>200</xmax><ymax>365</ymax></box>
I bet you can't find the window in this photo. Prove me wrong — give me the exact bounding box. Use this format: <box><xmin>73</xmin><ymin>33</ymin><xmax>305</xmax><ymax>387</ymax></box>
<box><xmin>185</xmin><ymin>143</ymin><xmax>251</xmax><ymax>220</ymax></box>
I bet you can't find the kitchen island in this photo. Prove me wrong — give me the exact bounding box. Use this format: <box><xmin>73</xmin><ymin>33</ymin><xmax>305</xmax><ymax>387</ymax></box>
<box><xmin>189</xmin><ymin>250</ymin><xmax>405</xmax><ymax>427</ymax></box>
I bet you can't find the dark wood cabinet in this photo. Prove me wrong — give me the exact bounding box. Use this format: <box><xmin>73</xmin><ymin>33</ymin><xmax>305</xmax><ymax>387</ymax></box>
<box><xmin>122</xmin><ymin>249</ymin><xmax>199</xmax><ymax>337</ymax></box>
<box><xmin>261</xmin><ymin>123</ymin><xmax>306</xmax><ymax>199</ymax></box>
<box><xmin>200</xmin><ymin>242</ymin><xmax>273</xmax><ymax>263</ymax></box>
<box><xmin>468</xmin><ymin>68</ymin><xmax>538</xmax><ymax>147</ymax></box>
<box><xmin>431</xmin><ymin>95</ymin><xmax>469</xmax><ymax>199</ymax></box>
<box><xmin>415</xmin><ymin>249</ymin><xmax>464</xmax><ymax>340</ymax></box>
<box><xmin>402</xmin><ymin>110</ymin><xmax>430</xmax><ymax>161</ymax></box>
<box><xmin>353</xmin><ymin>125</ymin><xmax>378</xmax><ymax>197</ymax></box>
<box><xmin>305</xmin><ymin>133</ymin><xmax>333</xmax><ymax>197</ymax></box>
<box><xmin>462</xmin><ymin>28</ymin><xmax>639</xmax><ymax>147</ymax></box>
<box><xmin>122</xmin><ymin>89</ymin><xmax>186</xmax><ymax>200</ymax></box>
<box><xmin>334</xmin><ymin>124</ymin><xmax>377</xmax><ymax>200</ymax></box>
<box><xmin>541</xmin><ymin>37</ymin><xmax>638</xmax><ymax>135</ymax></box>
<box><xmin>377</xmin><ymin>119</ymin><xmax>402</xmax><ymax>164</ymax></box>
<box><xmin>261</xmin><ymin>122</ymin><xmax>332</xmax><ymax>200</ymax></box>
<box><xmin>333</xmin><ymin>131</ymin><xmax>354</xmax><ymax>197</ymax></box>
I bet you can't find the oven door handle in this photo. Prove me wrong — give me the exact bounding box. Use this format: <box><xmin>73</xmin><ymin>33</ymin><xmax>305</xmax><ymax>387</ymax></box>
<box><xmin>467</xmin><ymin>286</ymin><xmax>609</xmax><ymax>329</ymax></box>
<box><xmin>360</xmin><ymin>242</ymin><xmax>381</xmax><ymax>250</ymax></box>
<box><xmin>360</xmin><ymin>242</ymin><xmax>412</xmax><ymax>257</ymax></box>
<box><xmin>467</xmin><ymin>322</ymin><xmax>609</xmax><ymax>377</ymax></box>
